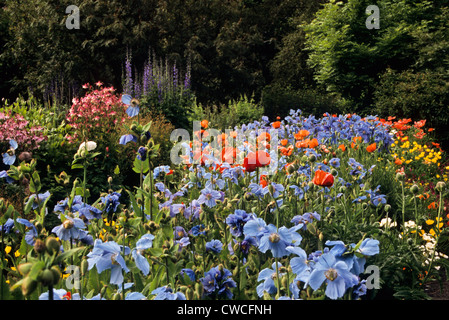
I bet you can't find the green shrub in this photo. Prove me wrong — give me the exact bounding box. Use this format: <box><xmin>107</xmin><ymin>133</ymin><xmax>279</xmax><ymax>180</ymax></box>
<box><xmin>188</xmin><ymin>94</ymin><xmax>264</xmax><ymax>130</ymax></box>
<box><xmin>373</xmin><ymin>68</ymin><xmax>449</xmax><ymax>148</ymax></box>
<box><xmin>261</xmin><ymin>83</ymin><xmax>339</xmax><ymax>119</ymax></box>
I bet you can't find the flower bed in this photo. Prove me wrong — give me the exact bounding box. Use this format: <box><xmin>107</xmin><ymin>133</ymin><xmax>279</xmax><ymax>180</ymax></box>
<box><xmin>0</xmin><ymin>95</ymin><xmax>448</xmax><ymax>300</ymax></box>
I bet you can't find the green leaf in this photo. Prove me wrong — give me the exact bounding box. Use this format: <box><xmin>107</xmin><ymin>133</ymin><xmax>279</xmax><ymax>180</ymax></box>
<box><xmin>29</xmin><ymin>171</ymin><xmax>41</xmax><ymax>193</ymax></box>
<box><xmin>126</xmin><ymin>190</ymin><xmax>141</xmax><ymax>217</ymax></box>
<box><xmin>55</xmin><ymin>247</ymin><xmax>85</xmax><ymax>264</ymax></box>
<box><xmin>28</xmin><ymin>261</ymin><xmax>45</xmax><ymax>281</ymax></box>
<box><xmin>71</xmin><ymin>163</ymin><xmax>84</xmax><ymax>170</ymax></box>
<box><xmin>132</xmin><ymin>157</ymin><xmax>150</xmax><ymax>174</ymax></box>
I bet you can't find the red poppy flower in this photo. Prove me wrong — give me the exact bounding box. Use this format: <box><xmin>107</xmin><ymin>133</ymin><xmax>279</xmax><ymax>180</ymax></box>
<box><xmin>312</xmin><ymin>170</ymin><xmax>334</xmax><ymax>187</ymax></box>
<box><xmin>366</xmin><ymin>143</ymin><xmax>377</xmax><ymax>153</ymax></box>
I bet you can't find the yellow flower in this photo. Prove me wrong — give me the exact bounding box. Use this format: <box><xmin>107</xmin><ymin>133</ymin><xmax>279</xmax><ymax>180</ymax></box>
<box><xmin>14</xmin><ymin>250</ymin><xmax>20</xmax><ymax>257</ymax></box>
<box><xmin>426</xmin><ymin>219</ymin><xmax>434</xmax><ymax>225</ymax></box>
<box><xmin>11</xmin><ymin>266</ymin><xmax>16</xmax><ymax>271</ymax></box>
<box><xmin>5</xmin><ymin>245</ymin><xmax>11</xmax><ymax>254</ymax></box>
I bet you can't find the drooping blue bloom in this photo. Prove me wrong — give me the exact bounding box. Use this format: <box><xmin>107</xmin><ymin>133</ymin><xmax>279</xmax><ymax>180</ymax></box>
<box><xmin>119</xmin><ymin>134</ymin><xmax>138</xmax><ymax>145</ymax></box>
<box><xmin>25</xmin><ymin>191</ymin><xmax>51</xmax><ymax>210</ymax></box>
<box><xmin>256</xmin><ymin>262</ymin><xmax>284</xmax><ymax>297</ymax></box>
<box><xmin>243</xmin><ymin>217</ymin><xmax>267</xmax><ymax>242</ymax></box>
<box><xmin>0</xmin><ymin>218</ymin><xmax>15</xmax><ymax>234</ymax></box>
<box><xmin>371</xmin><ymin>194</ymin><xmax>387</xmax><ymax>207</ymax></box>
<box><xmin>122</xmin><ymin>94</ymin><xmax>140</xmax><ymax>118</ymax></box>
<box><xmin>352</xmin><ymin>195</ymin><xmax>367</xmax><ymax>203</ymax></box>
<box><xmin>205</xmin><ymin>239</ymin><xmax>223</xmax><ymax>254</ymax></box>
<box><xmin>286</xmin><ymin>246</ymin><xmax>312</xmax><ymax>278</ymax></box>
<box><xmin>200</xmin><ymin>266</ymin><xmax>237</xmax><ymax>299</ymax></box>
<box><xmin>16</xmin><ymin>218</ymin><xmax>38</xmax><ymax>245</ymax></box>
<box><xmin>175</xmin><ymin>237</ymin><xmax>190</xmax><ymax>251</ymax></box>
<box><xmin>308</xmin><ymin>253</ymin><xmax>358</xmax><ymax>300</ymax></box>
<box><xmin>197</xmin><ymin>187</ymin><xmax>222</xmax><ymax>208</ymax></box>
<box><xmin>268</xmin><ymin>182</ymin><xmax>285</xmax><ymax>198</ymax></box>
<box><xmin>185</xmin><ymin>200</ymin><xmax>201</xmax><ymax>220</ymax></box>
<box><xmin>189</xmin><ymin>224</ymin><xmax>206</xmax><ymax>237</ymax></box>
<box><xmin>151</xmin><ymin>286</ymin><xmax>186</xmax><ymax>300</ymax></box>
<box><xmin>353</xmin><ymin>238</ymin><xmax>380</xmax><ymax>257</ymax></box>
<box><xmin>86</xmin><ymin>239</ymin><xmax>130</xmax><ymax>286</ymax></box>
<box><xmin>78</xmin><ymin>203</ymin><xmax>103</xmax><ymax>220</ymax></box>
<box><xmin>258</xmin><ymin>224</ymin><xmax>302</xmax><ymax>258</ymax></box>
<box><xmin>125</xmin><ymin>292</ymin><xmax>147</xmax><ymax>300</ymax></box>
<box><xmin>131</xmin><ymin>233</ymin><xmax>155</xmax><ymax>276</ymax></box>
<box><xmin>180</xmin><ymin>268</ymin><xmax>196</xmax><ymax>282</ymax></box>
<box><xmin>39</xmin><ymin>288</ymin><xmax>80</xmax><ymax>300</ymax></box>
<box><xmin>226</xmin><ymin>209</ymin><xmax>254</xmax><ymax>237</ymax></box>
<box><xmin>2</xmin><ymin>139</ymin><xmax>18</xmax><ymax>166</ymax></box>
<box><xmin>101</xmin><ymin>192</ymin><xmax>121</xmax><ymax>214</ymax></box>
<box><xmin>51</xmin><ymin>217</ymin><xmax>87</xmax><ymax>241</ymax></box>
<box><xmin>53</xmin><ymin>195</ymin><xmax>84</xmax><ymax>214</ymax></box>
<box><xmin>137</xmin><ymin>146</ymin><xmax>148</xmax><ymax>161</ymax></box>
<box><xmin>153</xmin><ymin>165</ymin><xmax>171</xmax><ymax>179</ymax></box>
<box><xmin>329</xmin><ymin>158</ymin><xmax>340</xmax><ymax>168</ymax></box>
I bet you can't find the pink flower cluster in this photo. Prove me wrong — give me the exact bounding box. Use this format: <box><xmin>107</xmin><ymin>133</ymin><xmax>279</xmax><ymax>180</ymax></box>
<box><xmin>0</xmin><ymin>111</ymin><xmax>46</xmax><ymax>151</ymax></box>
<box><xmin>66</xmin><ymin>83</ymin><xmax>127</xmax><ymax>142</ymax></box>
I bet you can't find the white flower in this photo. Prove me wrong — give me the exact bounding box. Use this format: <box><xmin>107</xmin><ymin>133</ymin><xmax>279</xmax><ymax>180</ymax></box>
<box><xmin>380</xmin><ymin>217</ymin><xmax>397</xmax><ymax>228</ymax></box>
<box><xmin>78</xmin><ymin>141</ymin><xmax>97</xmax><ymax>152</ymax></box>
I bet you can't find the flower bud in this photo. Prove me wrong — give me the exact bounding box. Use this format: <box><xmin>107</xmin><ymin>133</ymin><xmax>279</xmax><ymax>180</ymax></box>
<box><xmin>330</xmin><ymin>168</ymin><xmax>338</xmax><ymax>176</ymax></box>
<box><xmin>436</xmin><ymin>181</ymin><xmax>446</xmax><ymax>193</ymax></box>
<box><xmin>384</xmin><ymin>204</ymin><xmax>391</xmax><ymax>212</ymax></box>
<box><xmin>51</xmin><ymin>266</ymin><xmax>61</xmax><ymax>285</ymax></box>
<box><xmin>17</xmin><ymin>263</ymin><xmax>33</xmax><ymax>276</ymax></box>
<box><xmin>45</xmin><ymin>236</ymin><xmax>61</xmax><ymax>255</ymax></box>
<box><xmin>308</xmin><ymin>154</ymin><xmax>317</xmax><ymax>163</ymax></box>
<box><xmin>21</xmin><ymin>277</ymin><xmax>38</xmax><ymax>296</ymax></box>
<box><xmin>33</xmin><ymin>239</ymin><xmax>46</xmax><ymax>254</ymax></box>
<box><xmin>396</xmin><ymin>172</ymin><xmax>406</xmax><ymax>181</ymax></box>
<box><xmin>186</xmin><ymin>287</ymin><xmax>194</xmax><ymax>300</ymax></box>
<box><xmin>410</xmin><ymin>184</ymin><xmax>419</xmax><ymax>194</ymax></box>
<box><xmin>81</xmin><ymin>258</ymin><xmax>89</xmax><ymax>276</ymax></box>
<box><xmin>41</xmin><ymin>269</ymin><xmax>55</xmax><ymax>287</ymax></box>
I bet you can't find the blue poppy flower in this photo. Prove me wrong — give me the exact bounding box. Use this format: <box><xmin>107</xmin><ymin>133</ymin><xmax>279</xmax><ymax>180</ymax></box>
<box><xmin>226</xmin><ymin>209</ymin><xmax>254</xmax><ymax>237</ymax></box>
<box><xmin>25</xmin><ymin>191</ymin><xmax>51</xmax><ymax>210</ymax></box>
<box><xmin>86</xmin><ymin>239</ymin><xmax>130</xmax><ymax>286</ymax></box>
<box><xmin>131</xmin><ymin>233</ymin><xmax>155</xmax><ymax>276</ymax></box>
<box><xmin>200</xmin><ymin>266</ymin><xmax>236</xmax><ymax>299</ymax></box>
<box><xmin>52</xmin><ymin>217</ymin><xmax>87</xmax><ymax>241</ymax></box>
<box><xmin>205</xmin><ymin>239</ymin><xmax>223</xmax><ymax>254</ymax></box>
<box><xmin>258</xmin><ymin>224</ymin><xmax>301</xmax><ymax>258</ymax></box>
<box><xmin>16</xmin><ymin>218</ymin><xmax>38</xmax><ymax>245</ymax></box>
<box><xmin>101</xmin><ymin>192</ymin><xmax>121</xmax><ymax>214</ymax></box>
<box><xmin>256</xmin><ymin>262</ymin><xmax>284</xmax><ymax>297</ymax></box>
<box><xmin>122</xmin><ymin>94</ymin><xmax>140</xmax><ymax>118</ymax></box>
<box><xmin>308</xmin><ymin>253</ymin><xmax>358</xmax><ymax>300</ymax></box>
<box><xmin>197</xmin><ymin>187</ymin><xmax>222</xmax><ymax>208</ymax></box>
<box><xmin>119</xmin><ymin>134</ymin><xmax>138</xmax><ymax>145</ymax></box>
<box><xmin>2</xmin><ymin>139</ymin><xmax>18</xmax><ymax>165</ymax></box>
<box><xmin>180</xmin><ymin>268</ymin><xmax>196</xmax><ymax>282</ymax></box>
<box><xmin>151</xmin><ymin>286</ymin><xmax>186</xmax><ymax>300</ymax></box>
<box><xmin>0</xmin><ymin>218</ymin><xmax>14</xmax><ymax>235</ymax></box>
<box><xmin>189</xmin><ymin>224</ymin><xmax>206</xmax><ymax>237</ymax></box>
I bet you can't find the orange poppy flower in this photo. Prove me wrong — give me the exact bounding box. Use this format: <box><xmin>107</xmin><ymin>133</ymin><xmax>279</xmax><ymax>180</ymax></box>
<box><xmin>257</xmin><ymin>132</ymin><xmax>271</xmax><ymax>143</ymax></box>
<box><xmin>353</xmin><ymin>136</ymin><xmax>362</xmax><ymax>143</ymax></box>
<box><xmin>308</xmin><ymin>138</ymin><xmax>319</xmax><ymax>148</ymax></box>
<box><xmin>312</xmin><ymin>170</ymin><xmax>334</xmax><ymax>187</ymax></box>
<box><xmin>294</xmin><ymin>130</ymin><xmax>310</xmax><ymax>140</ymax></box>
<box><xmin>394</xmin><ymin>158</ymin><xmax>403</xmax><ymax>166</ymax></box>
<box><xmin>338</xmin><ymin>144</ymin><xmax>346</xmax><ymax>152</ymax></box>
<box><xmin>428</xmin><ymin>202</ymin><xmax>437</xmax><ymax>209</ymax></box>
<box><xmin>201</xmin><ymin>119</ymin><xmax>209</xmax><ymax>129</ymax></box>
<box><xmin>243</xmin><ymin>150</ymin><xmax>271</xmax><ymax>172</ymax></box>
<box><xmin>222</xmin><ymin>147</ymin><xmax>237</xmax><ymax>164</ymax></box>
<box><xmin>366</xmin><ymin>143</ymin><xmax>377</xmax><ymax>153</ymax></box>
<box><xmin>280</xmin><ymin>139</ymin><xmax>288</xmax><ymax>146</ymax></box>
<box><xmin>272</xmin><ymin>121</ymin><xmax>281</xmax><ymax>129</ymax></box>
<box><xmin>260</xmin><ymin>174</ymin><xmax>268</xmax><ymax>188</ymax></box>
